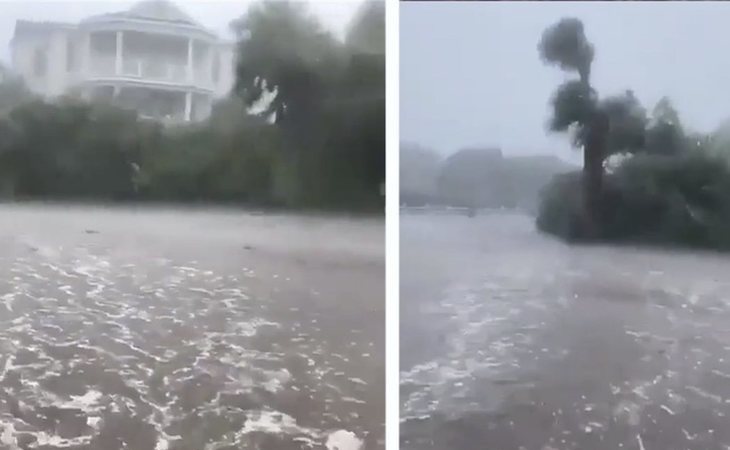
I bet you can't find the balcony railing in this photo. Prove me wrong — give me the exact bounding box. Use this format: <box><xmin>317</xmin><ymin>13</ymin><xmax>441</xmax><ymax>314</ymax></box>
<box><xmin>139</xmin><ymin>112</ymin><xmax>186</xmax><ymax>124</ymax></box>
<box><xmin>87</xmin><ymin>55</ymin><xmax>213</xmax><ymax>89</ymax></box>
<box><xmin>122</xmin><ymin>59</ymin><xmax>187</xmax><ymax>83</ymax></box>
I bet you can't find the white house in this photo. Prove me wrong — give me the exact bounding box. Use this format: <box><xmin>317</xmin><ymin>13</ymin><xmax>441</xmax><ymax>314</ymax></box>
<box><xmin>10</xmin><ymin>0</ymin><xmax>237</xmax><ymax>123</ymax></box>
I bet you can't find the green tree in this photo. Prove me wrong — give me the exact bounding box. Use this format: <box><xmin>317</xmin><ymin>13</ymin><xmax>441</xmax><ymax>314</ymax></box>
<box><xmin>231</xmin><ymin>1</ymin><xmax>342</xmax><ymax>205</ymax></box>
<box><xmin>600</xmin><ymin>90</ymin><xmax>647</xmax><ymax>155</ymax></box>
<box><xmin>0</xmin><ymin>1</ymin><xmax>383</xmax><ymax>211</ymax></box>
<box><xmin>540</xmin><ymin>18</ymin><xmax>604</xmax><ymax>232</ymax></box>
<box><xmin>540</xmin><ymin>19</ymin><xmax>647</xmax><ymax>234</ymax></box>
<box><xmin>231</xmin><ymin>1</ymin><xmax>342</xmax><ymax>139</ymax></box>
<box><xmin>346</xmin><ymin>1</ymin><xmax>385</xmax><ymax>55</ymax></box>
<box><xmin>324</xmin><ymin>1</ymin><xmax>385</xmax><ymax>208</ymax></box>
<box><xmin>230</xmin><ymin>0</ymin><xmax>384</xmax><ymax>209</ymax></box>
<box><xmin>7</xmin><ymin>99</ymin><xmax>143</xmax><ymax>199</ymax></box>
<box><xmin>0</xmin><ymin>64</ymin><xmax>33</xmax><ymax>115</ymax></box>
<box><xmin>645</xmin><ymin>97</ymin><xmax>686</xmax><ymax>156</ymax></box>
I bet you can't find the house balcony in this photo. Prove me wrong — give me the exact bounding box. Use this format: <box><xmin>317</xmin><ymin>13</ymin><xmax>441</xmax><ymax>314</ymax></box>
<box><xmin>83</xmin><ymin>83</ymin><xmax>213</xmax><ymax>123</ymax></box>
<box><xmin>79</xmin><ymin>29</ymin><xmax>218</xmax><ymax>92</ymax></box>
<box><xmin>85</xmin><ymin>56</ymin><xmax>214</xmax><ymax>92</ymax></box>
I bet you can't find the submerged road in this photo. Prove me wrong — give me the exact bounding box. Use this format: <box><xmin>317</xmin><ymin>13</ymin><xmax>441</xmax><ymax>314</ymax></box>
<box><xmin>0</xmin><ymin>204</ymin><xmax>384</xmax><ymax>450</ymax></box>
<box><xmin>401</xmin><ymin>211</ymin><xmax>730</xmax><ymax>450</ymax></box>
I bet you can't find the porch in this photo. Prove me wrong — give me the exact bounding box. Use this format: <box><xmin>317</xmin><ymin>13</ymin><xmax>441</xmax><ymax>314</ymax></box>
<box><xmin>84</xmin><ymin>29</ymin><xmax>217</xmax><ymax>89</ymax></box>
<box><xmin>88</xmin><ymin>84</ymin><xmax>212</xmax><ymax>123</ymax></box>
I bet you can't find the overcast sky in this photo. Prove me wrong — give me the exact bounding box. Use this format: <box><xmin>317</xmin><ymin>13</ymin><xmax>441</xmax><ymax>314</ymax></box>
<box><xmin>0</xmin><ymin>0</ymin><xmax>361</xmax><ymax>62</ymax></box>
<box><xmin>401</xmin><ymin>1</ymin><xmax>730</xmax><ymax>163</ymax></box>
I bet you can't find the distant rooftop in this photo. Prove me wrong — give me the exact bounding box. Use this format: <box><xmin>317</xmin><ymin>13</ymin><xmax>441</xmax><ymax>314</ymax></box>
<box><xmin>12</xmin><ymin>0</ymin><xmax>219</xmax><ymax>44</ymax></box>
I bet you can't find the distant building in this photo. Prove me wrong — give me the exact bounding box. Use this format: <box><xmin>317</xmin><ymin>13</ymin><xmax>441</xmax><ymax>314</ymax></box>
<box><xmin>10</xmin><ymin>0</ymin><xmax>237</xmax><ymax>123</ymax></box>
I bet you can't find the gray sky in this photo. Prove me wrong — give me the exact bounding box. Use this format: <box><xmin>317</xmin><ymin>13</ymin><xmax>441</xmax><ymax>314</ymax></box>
<box><xmin>401</xmin><ymin>1</ymin><xmax>730</xmax><ymax>163</ymax></box>
<box><xmin>0</xmin><ymin>0</ymin><xmax>361</xmax><ymax>62</ymax></box>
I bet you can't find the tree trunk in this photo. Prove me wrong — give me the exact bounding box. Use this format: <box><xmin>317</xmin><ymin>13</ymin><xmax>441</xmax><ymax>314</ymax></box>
<box><xmin>582</xmin><ymin>111</ymin><xmax>609</xmax><ymax>237</ymax></box>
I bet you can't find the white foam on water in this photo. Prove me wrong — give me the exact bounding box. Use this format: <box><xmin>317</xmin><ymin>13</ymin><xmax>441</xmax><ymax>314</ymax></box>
<box><xmin>35</xmin><ymin>431</ymin><xmax>94</xmax><ymax>448</ymax></box>
<box><xmin>0</xmin><ymin>421</ymin><xmax>18</xmax><ymax>448</ymax></box>
<box><xmin>613</xmin><ymin>400</ymin><xmax>642</xmax><ymax>427</ymax></box>
<box><xmin>687</xmin><ymin>386</ymin><xmax>725</xmax><ymax>404</ymax></box>
<box><xmin>41</xmin><ymin>262</ymin><xmax>76</xmax><ymax>278</ymax></box>
<box><xmin>69</xmin><ymin>390</ymin><xmax>104</xmax><ymax>408</ymax></box>
<box><xmin>86</xmin><ymin>416</ymin><xmax>102</xmax><ymax>428</ymax></box>
<box><xmin>155</xmin><ymin>438</ymin><xmax>170</xmax><ymax>450</ymax></box>
<box><xmin>709</xmin><ymin>367</ymin><xmax>730</xmax><ymax>381</ymax></box>
<box><xmin>0</xmin><ymin>421</ymin><xmax>95</xmax><ymax>450</ymax></box>
<box><xmin>0</xmin><ymin>355</ymin><xmax>15</xmax><ymax>380</ymax></box>
<box><xmin>235</xmin><ymin>409</ymin><xmax>324</xmax><ymax>445</ymax></box>
<box><xmin>42</xmin><ymin>389</ymin><xmax>105</xmax><ymax>413</ymax></box>
<box><xmin>683</xmin><ymin>428</ymin><xmax>699</xmax><ymax>440</ymax></box>
<box><xmin>258</xmin><ymin>368</ymin><xmax>291</xmax><ymax>393</ymax></box>
<box><xmin>0</xmin><ymin>292</ymin><xmax>16</xmax><ymax>312</ymax></box>
<box><xmin>1</xmin><ymin>241</ymin><xmax>375</xmax><ymax>450</ymax></box>
<box><xmin>341</xmin><ymin>397</ymin><xmax>366</xmax><ymax>405</ymax></box>
<box><xmin>325</xmin><ymin>429</ymin><xmax>363</xmax><ymax>450</ymax></box>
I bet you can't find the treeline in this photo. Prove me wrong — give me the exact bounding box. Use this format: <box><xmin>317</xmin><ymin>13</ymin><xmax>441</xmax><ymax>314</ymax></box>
<box><xmin>400</xmin><ymin>143</ymin><xmax>574</xmax><ymax>212</ymax></box>
<box><xmin>536</xmin><ymin>18</ymin><xmax>730</xmax><ymax>250</ymax></box>
<box><xmin>0</xmin><ymin>0</ymin><xmax>384</xmax><ymax>211</ymax></box>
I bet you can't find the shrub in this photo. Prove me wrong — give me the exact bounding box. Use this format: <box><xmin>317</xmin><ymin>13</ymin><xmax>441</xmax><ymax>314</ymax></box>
<box><xmin>537</xmin><ymin>152</ymin><xmax>730</xmax><ymax>250</ymax></box>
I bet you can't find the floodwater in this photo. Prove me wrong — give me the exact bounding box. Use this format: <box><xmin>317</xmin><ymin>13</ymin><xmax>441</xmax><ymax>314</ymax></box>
<box><xmin>401</xmin><ymin>211</ymin><xmax>730</xmax><ymax>450</ymax></box>
<box><xmin>0</xmin><ymin>204</ymin><xmax>384</xmax><ymax>450</ymax></box>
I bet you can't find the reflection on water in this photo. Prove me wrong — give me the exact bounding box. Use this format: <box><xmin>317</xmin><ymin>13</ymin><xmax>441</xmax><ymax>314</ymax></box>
<box><xmin>401</xmin><ymin>211</ymin><xmax>730</xmax><ymax>450</ymax></box>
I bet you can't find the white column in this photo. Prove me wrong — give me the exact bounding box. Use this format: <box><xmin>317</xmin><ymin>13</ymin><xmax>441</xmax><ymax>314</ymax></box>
<box><xmin>184</xmin><ymin>91</ymin><xmax>192</xmax><ymax>122</ymax></box>
<box><xmin>204</xmin><ymin>44</ymin><xmax>214</xmax><ymax>88</ymax></box>
<box><xmin>83</xmin><ymin>32</ymin><xmax>91</xmax><ymax>74</ymax></box>
<box><xmin>115</xmin><ymin>31</ymin><xmax>123</xmax><ymax>75</ymax></box>
<box><xmin>187</xmin><ymin>38</ymin><xmax>194</xmax><ymax>83</ymax></box>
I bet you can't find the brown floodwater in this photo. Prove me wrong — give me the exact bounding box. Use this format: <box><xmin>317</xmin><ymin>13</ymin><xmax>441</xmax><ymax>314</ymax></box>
<box><xmin>0</xmin><ymin>204</ymin><xmax>384</xmax><ymax>450</ymax></box>
<box><xmin>401</xmin><ymin>210</ymin><xmax>730</xmax><ymax>450</ymax></box>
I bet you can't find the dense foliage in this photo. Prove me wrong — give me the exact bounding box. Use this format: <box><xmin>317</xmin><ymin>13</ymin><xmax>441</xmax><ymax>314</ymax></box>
<box><xmin>0</xmin><ymin>0</ymin><xmax>384</xmax><ymax>211</ymax></box>
<box><xmin>232</xmin><ymin>0</ymin><xmax>384</xmax><ymax>208</ymax></box>
<box><xmin>537</xmin><ymin>18</ymin><xmax>730</xmax><ymax>249</ymax></box>
<box><xmin>538</xmin><ymin>151</ymin><xmax>730</xmax><ymax>250</ymax></box>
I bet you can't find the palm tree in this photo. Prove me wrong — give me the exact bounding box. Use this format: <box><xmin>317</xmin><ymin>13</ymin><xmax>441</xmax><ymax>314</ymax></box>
<box><xmin>539</xmin><ymin>18</ymin><xmax>605</xmax><ymax>234</ymax></box>
<box><xmin>539</xmin><ymin>18</ymin><xmax>646</xmax><ymax>236</ymax></box>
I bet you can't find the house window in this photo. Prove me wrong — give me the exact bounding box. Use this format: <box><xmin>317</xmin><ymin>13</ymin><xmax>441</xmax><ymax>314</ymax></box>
<box><xmin>34</xmin><ymin>48</ymin><xmax>47</xmax><ymax>77</ymax></box>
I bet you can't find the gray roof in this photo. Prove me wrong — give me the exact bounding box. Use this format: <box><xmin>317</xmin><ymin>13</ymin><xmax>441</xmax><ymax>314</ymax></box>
<box><xmin>84</xmin><ymin>0</ymin><xmax>204</xmax><ymax>29</ymax></box>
